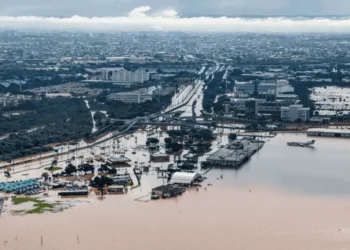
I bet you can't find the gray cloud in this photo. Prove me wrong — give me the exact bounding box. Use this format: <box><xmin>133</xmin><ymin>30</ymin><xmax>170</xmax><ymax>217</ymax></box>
<box><xmin>0</xmin><ymin>0</ymin><xmax>350</xmax><ymax>17</ymax></box>
<box><xmin>1</xmin><ymin>6</ymin><xmax>350</xmax><ymax>32</ymax></box>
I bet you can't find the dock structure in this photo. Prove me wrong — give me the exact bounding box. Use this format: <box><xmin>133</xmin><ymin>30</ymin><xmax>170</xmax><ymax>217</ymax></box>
<box><xmin>307</xmin><ymin>128</ymin><xmax>350</xmax><ymax>138</ymax></box>
<box><xmin>205</xmin><ymin>138</ymin><xmax>264</xmax><ymax>168</ymax></box>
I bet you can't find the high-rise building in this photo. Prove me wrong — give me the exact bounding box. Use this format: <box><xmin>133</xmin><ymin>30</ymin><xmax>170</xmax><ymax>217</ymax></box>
<box><xmin>281</xmin><ymin>105</ymin><xmax>310</xmax><ymax>122</ymax></box>
<box><xmin>103</xmin><ymin>68</ymin><xmax>149</xmax><ymax>83</ymax></box>
<box><xmin>235</xmin><ymin>81</ymin><xmax>276</xmax><ymax>97</ymax></box>
<box><xmin>245</xmin><ymin>99</ymin><xmax>259</xmax><ymax>118</ymax></box>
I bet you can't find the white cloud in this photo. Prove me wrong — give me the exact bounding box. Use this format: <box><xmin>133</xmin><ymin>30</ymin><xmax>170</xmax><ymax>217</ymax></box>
<box><xmin>128</xmin><ymin>6</ymin><xmax>152</xmax><ymax>18</ymax></box>
<box><xmin>155</xmin><ymin>9</ymin><xmax>179</xmax><ymax>18</ymax></box>
<box><xmin>1</xmin><ymin>6</ymin><xmax>350</xmax><ymax>32</ymax></box>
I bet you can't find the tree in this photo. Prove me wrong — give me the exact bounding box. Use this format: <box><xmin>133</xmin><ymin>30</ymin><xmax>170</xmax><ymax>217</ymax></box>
<box><xmin>109</xmin><ymin>168</ymin><xmax>117</xmax><ymax>175</ymax></box>
<box><xmin>228</xmin><ymin>133</ymin><xmax>237</xmax><ymax>141</ymax></box>
<box><xmin>200</xmin><ymin>130</ymin><xmax>214</xmax><ymax>141</ymax></box>
<box><xmin>79</xmin><ymin>164</ymin><xmax>94</xmax><ymax>175</ymax></box>
<box><xmin>164</xmin><ymin>138</ymin><xmax>172</xmax><ymax>144</ymax></box>
<box><xmin>93</xmin><ymin>176</ymin><xmax>113</xmax><ymax>187</ymax></box>
<box><xmin>147</xmin><ymin>138</ymin><xmax>159</xmax><ymax>144</ymax></box>
<box><xmin>42</xmin><ymin>172</ymin><xmax>49</xmax><ymax>181</ymax></box>
<box><xmin>231</xmin><ymin>69</ymin><xmax>243</xmax><ymax>77</ymax></box>
<box><xmin>65</xmin><ymin>164</ymin><xmax>77</xmax><ymax>175</ymax></box>
<box><xmin>167</xmin><ymin>142</ymin><xmax>183</xmax><ymax>152</ymax></box>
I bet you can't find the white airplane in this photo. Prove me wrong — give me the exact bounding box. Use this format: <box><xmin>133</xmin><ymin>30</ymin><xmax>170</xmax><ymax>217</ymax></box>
<box><xmin>287</xmin><ymin>140</ymin><xmax>315</xmax><ymax>147</ymax></box>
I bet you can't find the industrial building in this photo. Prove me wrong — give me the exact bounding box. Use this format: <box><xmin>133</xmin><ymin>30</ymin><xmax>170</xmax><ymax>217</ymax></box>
<box><xmin>225</xmin><ymin>98</ymin><xmax>264</xmax><ymax>117</ymax></box>
<box><xmin>281</xmin><ymin>105</ymin><xmax>310</xmax><ymax>122</ymax></box>
<box><xmin>101</xmin><ymin>68</ymin><xmax>149</xmax><ymax>83</ymax></box>
<box><xmin>169</xmin><ymin>172</ymin><xmax>201</xmax><ymax>185</ymax></box>
<box><xmin>107</xmin><ymin>89</ymin><xmax>153</xmax><ymax>103</ymax></box>
<box><xmin>152</xmin><ymin>184</ymin><xmax>186</xmax><ymax>197</ymax></box>
<box><xmin>45</xmin><ymin>93</ymin><xmax>72</xmax><ymax>98</ymax></box>
<box><xmin>307</xmin><ymin>128</ymin><xmax>350</xmax><ymax>138</ymax></box>
<box><xmin>106</xmin><ymin>156</ymin><xmax>131</xmax><ymax>166</ymax></box>
<box><xmin>235</xmin><ymin>81</ymin><xmax>276</xmax><ymax>97</ymax></box>
<box><xmin>206</xmin><ymin>139</ymin><xmax>264</xmax><ymax>168</ymax></box>
<box><xmin>150</xmin><ymin>153</ymin><xmax>170</xmax><ymax>162</ymax></box>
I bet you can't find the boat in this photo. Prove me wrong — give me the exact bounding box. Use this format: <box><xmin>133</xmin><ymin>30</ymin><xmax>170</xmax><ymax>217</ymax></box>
<box><xmin>287</xmin><ymin>140</ymin><xmax>315</xmax><ymax>147</ymax></box>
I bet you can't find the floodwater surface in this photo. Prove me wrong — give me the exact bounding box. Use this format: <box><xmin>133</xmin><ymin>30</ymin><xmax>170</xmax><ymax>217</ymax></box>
<box><xmin>1</xmin><ymin>134</ymin><xmax>350</xmax><ymax>250</ymax></box>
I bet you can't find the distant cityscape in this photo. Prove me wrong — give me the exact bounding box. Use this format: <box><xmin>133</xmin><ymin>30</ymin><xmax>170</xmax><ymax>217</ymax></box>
<box><xmin>1</xmin><ymin>30</ymin><xmax>350</xmax><ymax>220</ymax></box>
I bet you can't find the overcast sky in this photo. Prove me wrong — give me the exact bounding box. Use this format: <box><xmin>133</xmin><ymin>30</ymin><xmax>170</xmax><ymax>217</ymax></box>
<box><xmin>1</xmin><ymin>1</ymin><xmax>350</xmax><ymax>32</ymax></box>
<box><xmin>0</xmin><ymin>0</ymin><xmax>350</xmax><ymax>17</ymax></box>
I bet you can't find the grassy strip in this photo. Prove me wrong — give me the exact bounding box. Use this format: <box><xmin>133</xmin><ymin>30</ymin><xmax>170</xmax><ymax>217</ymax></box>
<box><xmin>12</xmin><ymin>197</ymin><xmax>41</xmax><ymax>205</ymax></box>
<box><xmin>12</xmin><ymin>197</ymin><xmax>55</xmax><ymax>214</ymax></box>
<box><xmin>44</xmin><ymin>167</ymin><xmax>63</xmax><ymax>172</ymax></box>
<box><xmin>26</xmin><ymin>203</ymin><xmax>54</xmax><ymax>214</ymax></box>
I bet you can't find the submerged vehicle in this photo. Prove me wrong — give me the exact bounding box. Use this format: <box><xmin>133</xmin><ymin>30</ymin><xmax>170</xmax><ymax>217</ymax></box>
<box><xmin>287</xmin><ymin>140</ymin><xmax>315</xmax><ymax>147</ymax></box>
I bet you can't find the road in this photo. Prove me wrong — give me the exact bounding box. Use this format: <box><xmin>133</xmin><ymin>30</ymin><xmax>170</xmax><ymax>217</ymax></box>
<box><xmin>1</xmin><ymin>77</ymin><xmax>204</xmax><ymax>170</ymax></box>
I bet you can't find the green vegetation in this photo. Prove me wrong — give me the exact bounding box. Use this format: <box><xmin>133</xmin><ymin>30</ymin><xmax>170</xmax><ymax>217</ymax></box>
<box><xmin>12</xmin><ymin>197</ymin><xmax>41</xmax><ymax>205</ymax></box>
<box><xmin>65</xmin><ymin>164</ymin><xmax>78</xmax><ymax>175</ymax></box>
<box><xmin>228</xmin><ymin>133</ymin><xmax>237</xmax><ymax>141</ymax></box>
<box><xmin>91</xmin><ymin>176</ymin><xmax>114</xmax><ymax>187</ymax></box>
<box><xmin>0</xmin><ymin>67</ymin><xmax>85</xmax><ymax>92</ymax></box>
<box><xmin>44</xmin><ymin>167</ymin><xmax>63</xmax><ymax>172</ymax></box>
<box><xmin>26</xmin><ymin>202</ymin><xmax>54</xmax><ymax>214</ymax></box>
<box><xmin>12</xmin><ymin>197</ymin><xmax>54</xmax><ymax>214</ymax></box>
<box><xmin>0</xmin><ymin>97</ymin><xmax>92</xmax><ymax>135</ymax></box>
<box><xmin>0</xmin><ymin>97</ymin><xmax>92</xmax><ymax>161</ymax></box>
<box><xmin>93</xmin><ymin>111</ymin><xmax>107</xmax><ymax>129</ymax></box>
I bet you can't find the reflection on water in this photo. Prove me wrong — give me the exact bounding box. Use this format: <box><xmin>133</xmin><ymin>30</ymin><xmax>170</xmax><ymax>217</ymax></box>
<box><xmin>217</xmin><ymin>133</ymin><xmax>350</xmax><ymax>196</ymax></box>
<box><xmin>1</xmin><ymin>134</ymin><xmax>350</xmax><ymax>249</ymax></box>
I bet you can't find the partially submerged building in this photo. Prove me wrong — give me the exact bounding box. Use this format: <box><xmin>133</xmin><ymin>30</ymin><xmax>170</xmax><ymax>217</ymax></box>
<box><xmin>106</xmin><ymin>156</ymin><xmax>131</xmax><ymax>166</ymax></box>
<box><xmin>152</xmin><ymin>184</ymin><xmax>186</xmax><ymax>197</ymax></box>
<box><xmin>206</xmin><ymin>139</ymin><xmax>264</xmax><ymax>168</ymax></box>
<box><xmin>150</xmin><ymin>153</ymin><xmax>170</xmax><ymax>163</ymax></box>
<box><xmin>169</xmin><ymin>172</ymin><xmax>201</xmax><ymax>185</ymax></box>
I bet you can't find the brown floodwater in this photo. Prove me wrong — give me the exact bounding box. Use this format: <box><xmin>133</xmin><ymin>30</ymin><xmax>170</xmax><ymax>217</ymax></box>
<box><xmin>1</xmin><ymin>186</ymin><xmax>350</xmax><ymax>250</ymax></box>
<box><xmin>2</xmin><ymin>134</ymin><xmax>350</xmax><ymax>249</ymax></box>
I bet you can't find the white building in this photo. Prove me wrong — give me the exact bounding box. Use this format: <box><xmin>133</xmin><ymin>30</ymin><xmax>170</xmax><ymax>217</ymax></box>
<box><xmin>235</xmin><ymin>81</ymin><xmax>276</xmax><ymax>96</ymax></box>
<box><xmin>169</xmin><ymin>172</ymin><xmax>201</xmax><ymax>185</ymax></box>
<box><xmin>102</xmin><ymin>68</ymin><xmax>149</xmax><ymax>83</ymax></box>
<box><xmin>107</xmin><ymin>89</ymin><xmax>153</xmax><ymax>103</ymax></box>
<box><xmin>45</xmin><ymin>93</ymin><xmax>72</xmax><ymax>98</ymax></box>
<box><xmin>281</xmin><ymin>105</ymin><xmax>310</xmax><ymax>122</ymax></box>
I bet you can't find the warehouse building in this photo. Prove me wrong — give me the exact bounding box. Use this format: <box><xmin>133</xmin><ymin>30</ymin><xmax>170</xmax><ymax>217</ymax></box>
<box><xmin>150</xmin><ymin>153</ymin><xmax>170</xmax><ymax>162</ymax></box>
<box><xmin>169</xmin><ymin>172</ymin><xmax>201</xmax><ymax>185</ymax></box>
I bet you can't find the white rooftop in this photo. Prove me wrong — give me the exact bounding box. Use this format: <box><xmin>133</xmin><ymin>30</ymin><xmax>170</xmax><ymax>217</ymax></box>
<box><xmin>169</xmin><ymin>172</ymin><xmax>201</xmax><ymax>184</ymax></box>
<box><xmin>307</xmin><ymin>128</ymin><xmax>350</xmax><ymax>134</ymax></box>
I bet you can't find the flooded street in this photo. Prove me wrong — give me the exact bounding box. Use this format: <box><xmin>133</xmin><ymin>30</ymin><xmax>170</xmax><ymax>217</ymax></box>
<box><xmin>2</xmin><ymin>134</ymin><xmax>350</xmax><ymax>249</ymax></box>
<box><xmin>2</xmin><ymin>79</ymin><xmax>350</xmax><ymax>249</ymax></box>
